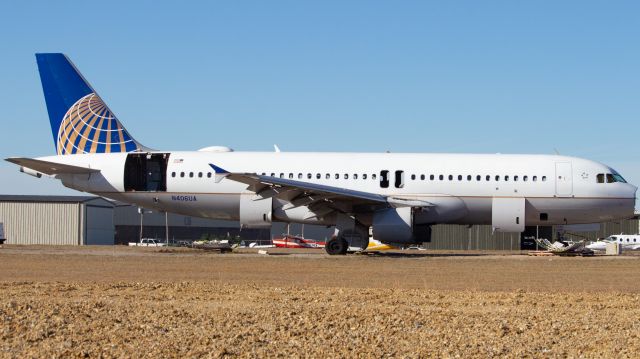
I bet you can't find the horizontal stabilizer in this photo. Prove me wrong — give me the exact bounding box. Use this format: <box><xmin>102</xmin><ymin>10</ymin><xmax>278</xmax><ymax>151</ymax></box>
<box><xmin>5</xmin><ymin>157</ymin><xmax>99</xmax><ymax>175</ymax></box>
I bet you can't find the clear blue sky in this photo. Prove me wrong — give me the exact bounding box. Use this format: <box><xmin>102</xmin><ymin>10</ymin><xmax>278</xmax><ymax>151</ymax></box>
<box><xmin>0</xmin><ymin>1</ymin><xmax>638</xmax><ymax>202</ymax></box>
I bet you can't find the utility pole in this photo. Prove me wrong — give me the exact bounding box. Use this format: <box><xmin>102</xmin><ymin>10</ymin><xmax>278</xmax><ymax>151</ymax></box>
<box><xmin>138</xmin><ymin>207</ymin><xmax>144</xmax><ymax>243</ymax></box>
<box><xmin>165</xmin><ymin>211</ymin><xmax>169</xmax><ymax>246</ymax></box>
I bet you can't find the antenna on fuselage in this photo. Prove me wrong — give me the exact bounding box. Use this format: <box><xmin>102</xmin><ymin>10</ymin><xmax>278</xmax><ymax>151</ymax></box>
<box><xmin>274</xmin><ymin>144</ymin><xmax>281</xmax><ymax>153</ymax></box>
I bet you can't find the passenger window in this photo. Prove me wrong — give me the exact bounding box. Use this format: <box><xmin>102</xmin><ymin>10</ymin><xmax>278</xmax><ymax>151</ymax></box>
<box><xmin>316</xmin><ymin>173</ymin><xmax>321</xmax><ymax>179</ymax></box>
<box><xmin>467</xmin><ymin>175</ymin><xmax>472</xmax><ymax>181</ymax></box>
<box><xmin>476</xmin><ymin>175</ymin><xmax>480</xmax><ymax>181</ymax></box>
<box><xmin>298</xmin><ymin>173</ymin><xmax>303</xmax><ymax>179</ymax></box>
<box><xmin>180</xmin><ymin>172</ymin><xmax>185</xmax><ymax>177</ymax></box>
<box><xmin>280</xmin><ymin>173</ymin><xmax>284</xmax><ymax>178</ymax></box>
<box><xmin>457</xmin><ymin>175</ymin><xmax>462</xmax><ymax>181</ymax></box>
<box><xmin>271</xmin><ymin>173</ymin><xmax>275</xmax><ymax>177</ymax></box>
<box><xmin>430</xmin><ymin>175</ymin><xmax>434</xmax><ymax>180</ymax></box>
<box><xmin>289</xmin><ymin>173</ymin><xmax>294</xmax><ymax>179</ymax></box>
<box><xmin>207</xmin><ymin>172</ymin><xmax>212</xmax><ymax>178</ymax></box>
<box><xmin>189</xmin><ymin>172</ymin><xmax>194</xmax><ymax>178</ymax></box>
<box><xmin>597</xmin><ymin>174</ymin><xmax>604</xmax><ymax>183</ymax></box>
<box><xmin>504</xmin><ymin>175</ymin><xmax>509</xmax><ymax>181</ymax></box>
<box><xmin>380</xmin><ymin>170</ymin><xmax>389</xmax><ymax>188</ymax></box>
<box><xmin>542</xmin><ymin>176</ymin><xmax>547</xmax><ymax>182</ymax></box>
<box><xmin>354</xmin><ymin>174</ymin><xmax>358</xmax><ymax>180</ymax></box>
<box><xmin>439</xmin><ymin>175</ymin><xmax>444</xmax><ymax>180</ymax></box>
<box><xmin>486</xmin><ymin>175</ymin><xmax>490</xmax><ymax>181</ymax></box>
<box><xmin>533</xmin><ymin>176</ymin><xmax>537</xmax><ymax>182</ymax></box>
<box><xmin>411</xmin><ymin>174</ymin><xmax>416</xmax><ymax>180</ymax></box>
<box><xmin>395</xmin><ymin>170</ymin><xmax>405</xmax><ymax>188</ymax></box>
<box><xmin>307</xmin><ymin>173</ymin><xmax>312</xmax><ymax>179</ymax></box>
<box><xmin>514</xmin><ymin>175</ymin><xmax>518</xmax><ymax>181</ymax></box>
<box><xmin>495</xmin><ymin>175</ymin><xmax>500</xmax><ymax>181</ymax></box>
<box><xmin>363</xmin><ymin>174</ymin><xmax>367</xmax><ymax>180</ymax></box>
<box><xmin>372</xmin><ymin>174</ymin><xmax>377</xmax><ymax>180</ymax></box>
<box><xmin>171</xmin><ymin>172</ymin><xmax>176</xmax><ymax>177</ymax></box>
<box><xmin>448</xmin><ymin>175</ymin><xmax>453</xmax><ymax>181</ymax></box>
<box><xmin>421</xmin><ymin>174</ymin><xmax>426</xmax><ymax>180</ymax></box>
<box><xmin>523</xmin><ymin>175</ymin><xmax>528</xmax><ymax>181</ymax></box>
<box><xmin>198</xmin><ymin>172</ymin><xmax>203</xmax><ymax>178</ymax></box>
<box><xmin>344</xmin><ymin>174</ymin><xmax>349</xmax><ymax>179</ymax></box>
<box><xmin>326</xmin><ymin>173</ymin><xmax>330</xmax><ymax>179</ymax></box>
<box><xmin>335</xmin><ymin>174</ymin><xmax>339</xmax><ymax>179</ymax></box>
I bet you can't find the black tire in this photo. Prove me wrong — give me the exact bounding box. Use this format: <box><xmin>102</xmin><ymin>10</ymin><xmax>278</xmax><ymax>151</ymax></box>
<box><xmin>325</xmin><ymin>236</ymin><xmax>348</xmax><ymax>255</ymax></box>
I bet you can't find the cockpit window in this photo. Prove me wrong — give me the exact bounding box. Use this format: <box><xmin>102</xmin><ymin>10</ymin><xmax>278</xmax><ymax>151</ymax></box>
<box><xmin>599</xmin><ymin>173</ymin><xmax>627</xmax><ymax>183</ymax></box>
<box><xmin>612</xmin><ymin>173</ymin><xmax>627</xmax><ymax>183</ymax></box>
<box><xmin>606</xmin><ymin>174</ymin><xmax>615</xmax><ymax>183</ymax></box>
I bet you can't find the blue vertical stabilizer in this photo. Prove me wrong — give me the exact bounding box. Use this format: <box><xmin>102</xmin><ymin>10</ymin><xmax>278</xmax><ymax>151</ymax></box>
<box><xmin>36</xmin><ymin>53</ymin><xmax>143</xmax><ymax>154</ymax></box>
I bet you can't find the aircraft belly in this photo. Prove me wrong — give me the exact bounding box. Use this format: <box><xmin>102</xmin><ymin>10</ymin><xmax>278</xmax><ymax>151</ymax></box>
<box><xmin>96</xmin><ymin>192</ymin><xmax>241</xmax><ymax>221</ymax></box>
<box><xmin>526</xmin><ymin>197</ymin><xmax>635</xmax><ymax>225</ymax></box>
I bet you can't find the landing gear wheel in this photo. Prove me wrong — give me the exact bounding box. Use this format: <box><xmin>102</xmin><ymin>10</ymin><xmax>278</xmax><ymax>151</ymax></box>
<box><xmin>325</xmin><ymin>236</ymin><xmax>348</xmax><ymax>255</ymax></box>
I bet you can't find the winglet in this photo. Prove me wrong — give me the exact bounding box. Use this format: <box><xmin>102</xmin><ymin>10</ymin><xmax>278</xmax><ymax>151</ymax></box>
<box><xmin>209</xmin><ymin>163</ymin><xmax>229</xmax><ymax>183</ymax></box>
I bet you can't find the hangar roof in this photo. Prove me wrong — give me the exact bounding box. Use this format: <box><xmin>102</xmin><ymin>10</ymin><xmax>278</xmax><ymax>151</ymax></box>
<box><xmin>0</xmin><ymin>195</ymin><xmax>112</xmax><ymax>205</ymax></box>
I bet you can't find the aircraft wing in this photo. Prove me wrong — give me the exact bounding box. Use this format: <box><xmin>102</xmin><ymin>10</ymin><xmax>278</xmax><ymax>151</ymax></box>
<box><xmin>5</xmin><ymin>157</ymin><xmax>99</xmax><ymax>175</ymax></box>
<box><xmin>209</xmin><ymin>164</ymin><xmax>434</xmax><ymax>208</ymax></box>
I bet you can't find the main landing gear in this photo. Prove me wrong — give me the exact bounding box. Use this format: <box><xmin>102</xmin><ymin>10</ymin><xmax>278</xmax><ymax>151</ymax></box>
<box><xmin>325</xmin><ymin>236</ymin><xmax>348</xmax><ymax>255</ymax></box>
<box><xmin>325</xmin><ymin>214</ymin><xmax>369</xmax><ymax>255</ymax></box>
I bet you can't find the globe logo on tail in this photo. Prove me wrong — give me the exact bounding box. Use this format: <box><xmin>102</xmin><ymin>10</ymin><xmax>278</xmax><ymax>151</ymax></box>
<box><xmin>57</xmin><ymin>93</ymin><xmax>140</xmax><ymax>155</ymax></box>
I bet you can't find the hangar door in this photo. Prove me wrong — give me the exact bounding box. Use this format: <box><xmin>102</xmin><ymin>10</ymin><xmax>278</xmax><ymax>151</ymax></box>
<box><xmin>555</xmin><ymin>162</ymin><xmax>573</xmax><ymax>197</ymax></box>
<box><xmin>85</xmin><ymin>205</ymin><xmax>114</xmax><ymax>245</ymax></box>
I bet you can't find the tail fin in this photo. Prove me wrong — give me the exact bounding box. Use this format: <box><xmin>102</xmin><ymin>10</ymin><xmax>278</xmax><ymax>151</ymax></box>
<box><xmin>36</xmin><ymin>53</ymin><xmax>144</xmax><ymax>155</ymax></box>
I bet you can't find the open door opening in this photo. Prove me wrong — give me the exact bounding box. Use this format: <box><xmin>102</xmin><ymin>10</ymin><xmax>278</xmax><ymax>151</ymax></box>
<box><xmin>124</xmin><ymin>153</ymin><xmax>170</xmax><ymax>192</ymax></box>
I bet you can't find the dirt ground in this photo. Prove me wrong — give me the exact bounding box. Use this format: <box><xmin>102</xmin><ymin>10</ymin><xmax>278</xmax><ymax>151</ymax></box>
<box><xmin>1</xmin><ymin>246</ymin><xmax>640</xmax><ymax>358</ymax></box>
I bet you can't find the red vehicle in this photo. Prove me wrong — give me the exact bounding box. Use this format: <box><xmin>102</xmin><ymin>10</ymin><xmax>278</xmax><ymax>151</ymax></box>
<box><xmin>272</xmin><ymin>235</ymin><xmax>326</xmax><ymax>248</ymax></box>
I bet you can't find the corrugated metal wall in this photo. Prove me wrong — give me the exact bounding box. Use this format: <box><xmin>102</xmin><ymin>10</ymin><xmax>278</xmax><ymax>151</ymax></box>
<box><xmin>0</xmin><ymin>202</ymin><xmax>81</xmax><ymax>245</ymax></box>
<box><xmin>562</xmin><ymin>219</ymin><xmax>640</xmax><ymax>241</ymax></box>
<box><xmin>423</xmin><ymin>218</ymin><xmax>640</xmax><ymax>250</ymax></box>
<box><xmin>425</xmin><ymin>225</ymin><xmax>522</xmax><ymax>250</ymax></box>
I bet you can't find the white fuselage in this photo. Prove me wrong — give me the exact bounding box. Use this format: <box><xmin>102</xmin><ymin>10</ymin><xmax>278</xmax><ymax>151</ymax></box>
<box><xmin>587</xmin><ymin>234</ymin><xmax>640</xmax><ymax>251</ymax></box>
<box><xmin>40</xmin><ymin>151</ymin><xmax>637</xmax><ymax>229</ymax></box>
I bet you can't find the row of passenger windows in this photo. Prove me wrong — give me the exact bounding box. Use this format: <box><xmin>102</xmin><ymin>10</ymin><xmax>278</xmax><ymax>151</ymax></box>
<box><xmin>409</xmin><ymin>174</ymin><xmax>546</xmax><ymax>182</ymax></box>
<box><xmin>261</xmin><ymin>172</ymin><xmax>379</xmax><ymax>180</ymax></box>
<box><xmin>170</xmin><ymin>170</ymin><xmax>550</xmax><ymax>187</ymax></box>
<box><xmin>611</xmin><ymin>236</ymin><xmax>637</xmax><ymax>243</ymax></box>
<box><xmin>171</xmin><ymin>171</ymin><xmax>213</xmax><ymax>178</ymax></box>
<box><xmin>260</xmin><ymin>172</ymin><xmax>547</xmax><ymax>182</ymax></box>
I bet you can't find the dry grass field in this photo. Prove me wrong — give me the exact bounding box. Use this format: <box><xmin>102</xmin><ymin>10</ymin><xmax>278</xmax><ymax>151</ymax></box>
<box><xmin>1</xmin><ymin>246</ymin><xmax>640</xmax><ymax>358</ymax></box>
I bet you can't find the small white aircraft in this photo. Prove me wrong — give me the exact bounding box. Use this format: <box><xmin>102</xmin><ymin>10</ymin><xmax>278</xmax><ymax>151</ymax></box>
<box><xmin>5</xmin><ymin>54</ymin><xmax>638</xmax><ymax>255</ymax></box>
<box><xmin>587</xmin><ymin>234</ymin><xmax>640</xmax><ymax>251</ymax></box>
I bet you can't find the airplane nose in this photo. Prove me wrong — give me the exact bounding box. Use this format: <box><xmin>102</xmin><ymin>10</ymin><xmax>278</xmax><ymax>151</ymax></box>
<box><xmin>629</xmin><ymin>183</ymin><xmax>638</xmax><ymax>209</ymax></box>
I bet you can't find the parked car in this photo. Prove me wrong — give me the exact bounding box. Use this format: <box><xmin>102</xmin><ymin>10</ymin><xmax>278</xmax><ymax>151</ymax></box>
<box><xmin>128</xmin><ymin>238</ymin><xmax>166</xmax><ymax>247</ymax></box>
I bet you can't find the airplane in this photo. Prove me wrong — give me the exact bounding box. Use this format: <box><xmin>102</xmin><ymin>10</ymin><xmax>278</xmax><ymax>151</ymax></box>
<box><xmin>586</xmin><ymin>234</ymin><xmax>640</xmax><ymax>251</ymax></box>
<box><xmin>5</xmin><ymin>53</ymin><xmax>638</xmax><ymax>255</ymax></box>
<box><xmin>272</xmin><ymin>235</ymin><xmax>326</xmax><ymax>248</ymax></box>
